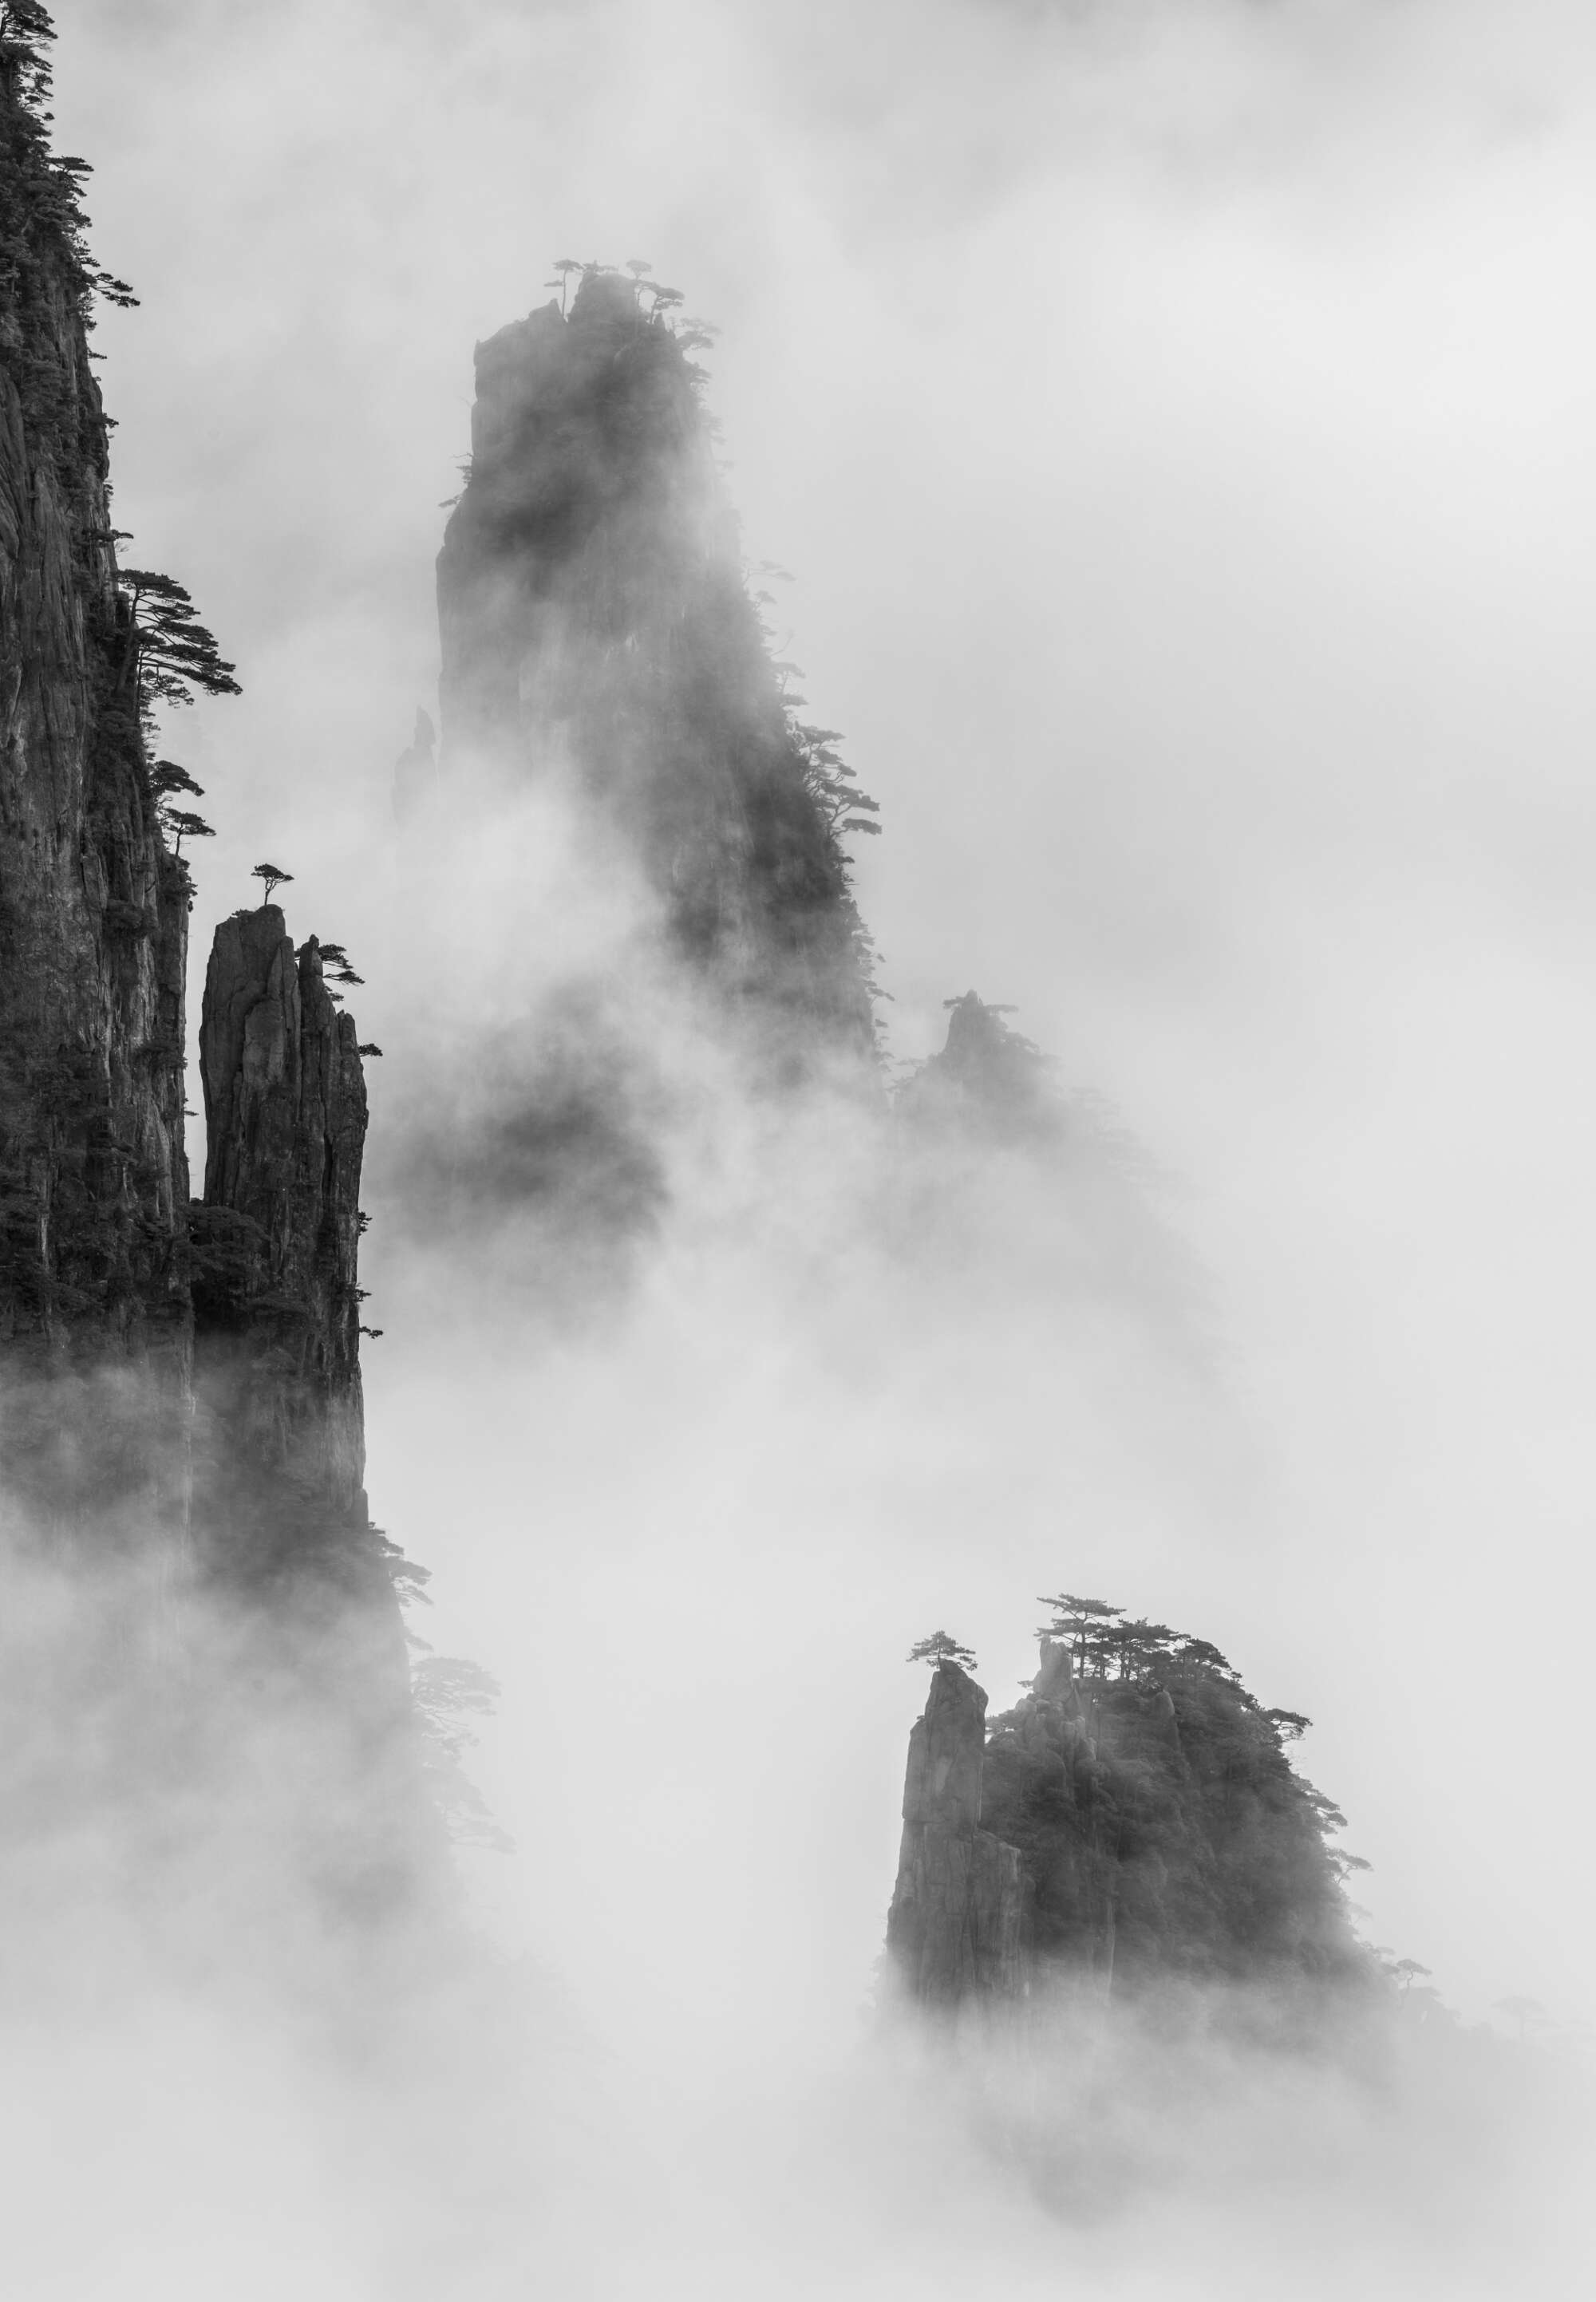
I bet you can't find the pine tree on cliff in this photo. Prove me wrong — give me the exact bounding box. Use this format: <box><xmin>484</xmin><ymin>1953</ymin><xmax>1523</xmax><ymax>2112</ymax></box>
<box><xmin>0</xmin><ymin>2</ymin><xmax>212</xmax><ymax>1366</ymax></box>
<box><xmin>117</xmin><ymin>567</ymin><xmax>241</xmax><ymax>729</ymax></box>
<box><xmin>907</xmin><ymin>1631</ymin><xmax>978</xmax><ymax>1670</ymax></box>
<box><xmin>0</xmin><ymin>5</ymin><xmax>139</xmax><ymax>375</ymax></box>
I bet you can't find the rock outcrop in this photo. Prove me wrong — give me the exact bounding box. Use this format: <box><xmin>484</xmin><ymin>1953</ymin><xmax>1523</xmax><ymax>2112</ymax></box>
<box><xmin>435</xmin><ymin>269</ymin><xmax>875</xmax><ymax>1048</ymax></box>
<box><xmin>898</xmin><ymin>993</ymin><xmax>1059</xmax><ymax>1146</ymax></box>
<box><xmin>887</xmin><ymin>1633</ymin><xmax>1369</xmax><ymax>2014</ymax></box>
<box><xmin>192</xmin><ymin>908</ymin><xmax>373</xmax><ymax>1581</ymax></box>
<box><xmin>0</xmin><ymin>23</ymin><xmax>191</xmax><ymax>1529</ymax></box>
<box><xmin>0</xmin><ymin>21</ymin><xmax>425</xmax><ymax>1925</ymax></box>
<box><xmin>188</xmin><ymin>906</ymin><xmax>421</xmax><ymax>1909</ymax></box>
<box><xmin>886</xmin><ymin>1661</ymin><xmax>1034</xmax><ymax>2005</ymax></box>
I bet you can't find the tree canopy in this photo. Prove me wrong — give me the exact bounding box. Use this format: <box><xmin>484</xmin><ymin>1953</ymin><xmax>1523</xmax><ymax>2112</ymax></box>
<box><xmin>907</xmin><ymin>1630</ymin><xmax>978</xmax><ymax>1671</ymax></box>
<box><xmin>117</xmin><ymin>568</ymin><xmax>240</xmax><ymax>730</ymax></box>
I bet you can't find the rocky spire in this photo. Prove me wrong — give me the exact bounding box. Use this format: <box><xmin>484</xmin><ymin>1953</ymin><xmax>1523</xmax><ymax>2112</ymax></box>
<box><xmin>192</xmin><ymin>905</ymin><xmax>374</xmax><ymax>1582</ymax></box>
<box><xmin>885</xmin><ymin>1661</ymin><xmax>1034</xmax><ymax>2007</ymax></box>
<box><xmin>435</xmin><ymin>268</ymin><xmax>875</xmax><ymax>1047</ymax></box>
<box><xmin>190</xmin><ymin>903</ymin><xmax>425</xmax><ymax>1911</ymax></box>
<box><xmin>887</xmin><ymin>1624</ymin><xmax>1373</xmax><ymax>2016</ymax></box>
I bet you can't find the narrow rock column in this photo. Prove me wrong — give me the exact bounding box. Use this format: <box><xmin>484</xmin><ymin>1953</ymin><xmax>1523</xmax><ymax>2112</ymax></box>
<box><xmin>194</xmin><ymin>905</ymin><xmax>368</xmax><ymax>1546</ymax></box>
<box><xmin>191</xmin><ymin>906</ymin><xmax>424</xmax><ymax>1915</ymax></box>
<box><xmin>885</xmin><ymin>1661</ymin><xmax>1033</xmax><ymax>2007</ymax></box>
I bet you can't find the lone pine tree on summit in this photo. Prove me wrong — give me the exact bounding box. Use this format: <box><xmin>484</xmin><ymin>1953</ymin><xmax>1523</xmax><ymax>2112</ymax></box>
<box><xmin>907</xmin><ymin>1631</ymin><xmax>978</xmax><ymax>1671</ymax></box>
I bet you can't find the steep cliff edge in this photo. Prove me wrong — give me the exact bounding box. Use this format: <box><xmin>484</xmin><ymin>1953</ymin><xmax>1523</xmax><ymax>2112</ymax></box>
<box><xmin>436</xmin><ymin>268</ymin><xmax>875</xmax><ymax>1048</ymax></box>
<box><xmin>887</xmin><ymin>1626</ymin><xmax>1368</xmax><ymax>2014</ymax></box>
<box><xmin>189</xmin><ymin>903</ymin><xmax>421</xmax><ymax>1907</ymax></box>
<box><xmin>886</xmin><ymin>1660</ymin><xmax>1033</xmax><ymax>2004</ymax></box>
<box><xmin>0</xmin><ymin>15</ymin><xmax>425</xmax><ymax>1925</ymax></box>
<box><xmin>192</xmin><ymin>907</ymin><xmax>373</xmax><ymax>1577</ymax></box>
<box><xmin>0</xmin><ymin>10</ymin><xmax>192</xmax><ymax>1532</ymax></box>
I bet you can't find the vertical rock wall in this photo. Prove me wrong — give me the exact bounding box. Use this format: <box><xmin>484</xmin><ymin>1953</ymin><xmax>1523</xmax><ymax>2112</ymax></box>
<box><xmin>886</xmin><ymin>1661</ymin><xmax>1034</xmax><ymax>2006</ymax></box>
<box><xmin>0</xmin><ymin>46</ymin><xmax>191</xmax><ymax>1534</ymax></box>
<box><xmin>0</xmin><ymin>26</ymin><xmax>426</xmax><ymax>1927</ymax></box>
<box><xmin>195</xmin><ymin>906</ymin><xmax>368</xmax><ymax>1550</ymax></box>
<box><xmin>192</xmin><ymin>906</ymin><xmax>422</xmax><ymax>1910</ymax></box>
<box><xmin>887</xmin><ymin>1634</ymin><xmax>1371</xmax><ymax>2016</ymax></box>
<box><xmin>436</xmin><ymin>270</ymin><xmax>874</xmax><ymax>1047</ymax></box>
<box><xmin>192</xmin><ymin>904</ymin><xmax>397</xmax><ymax>1620</ymax></box>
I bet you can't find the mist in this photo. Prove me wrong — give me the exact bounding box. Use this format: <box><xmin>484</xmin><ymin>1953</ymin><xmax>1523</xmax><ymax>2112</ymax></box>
<box><xmin>12</xmin><ymin>0</ymin><xmax>1594</xmax><ymax>2289</ymax></box>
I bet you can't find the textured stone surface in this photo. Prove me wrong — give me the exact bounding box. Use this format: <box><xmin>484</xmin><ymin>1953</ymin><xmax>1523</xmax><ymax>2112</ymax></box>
<box><xmin>194</xmin><ymin>908</ymin><xmax>372</xmax><ymax>1575</ymax></box>
<box><xmin>886</xmin><ymin>1662</ymin><xmax>1034</xmax><ymax>2005</ymax></box>
<box><xmin>436</xmin><ymin>270</ymin><xmax>874</xmax><ymax>1044</ymax></box>
<box><xmin>192</xmin><ymin>906</ymin><xmax>423</xmax><ymax>1907</ymax></box>
<box><xmin>0</xmin><ymin>73</ymin><xmax>191</xmax><ymax>1530</ymax></box>
<box><xmin>889</xmin><ymin>1633</ymin><xmax>1372</xmax><ymax>2013</ymax></box>
<box><xmin>0</xmin><ymin>60</ymin><xmax>427</xmax><ymax>1927</ymax></box>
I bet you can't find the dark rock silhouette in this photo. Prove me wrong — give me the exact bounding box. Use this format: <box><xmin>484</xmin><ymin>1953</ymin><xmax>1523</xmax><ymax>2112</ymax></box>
<box><xmin>897</xmin><ymin>992</ymin><xmax>1062</xmax><ymax>1147</ymax></box>
<box><xmin>436</xmin><ymin>269</ymin><xmax>875</xmax><ymax>1049</ymax></box>
<box><xmin>0</xmin><ymin>36</ymin><xmax>191</xmax><ymax>1527</ymax></box>
<box><xmin>0</xmin><ymin>31</ymin><xmax>428</xmax><ymax>1929</ymax></box>
<box><xmin>887</xmin><ymin>1660</ymin><xmax>1034</xmax><ymax>2004</ymax></box>
<box><xmin>189</xmin><ymin>906</ymin><xmax>424</xmax><ymax>1910</ymax></box>
<box><xmin>192</xmin><ymin>908</ymin><xmax>372</xmax><ymax>1578</ymax></box>
<box><xmin>887</xmin><ymin>1636</ymin><xmax>1369</xmax><ymax>2013</ymax></box>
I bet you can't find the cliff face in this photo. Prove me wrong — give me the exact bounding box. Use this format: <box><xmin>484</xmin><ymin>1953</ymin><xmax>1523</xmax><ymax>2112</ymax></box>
<box><xmin>0</xmin><ymin>25</ymin><xmax>423</xmax><ymax>1922</ymax></box>
<box><xmin>188</xmin><ymin>906</ymin><xmax>421</xmax><ymax>1909</ymax></box>
<box><xmin>192</xmin><ymin>909</ymin><xmax>372</xmax><ymax>1577</ymax></box>
<box><xmin>0</xmin><ymin>32</ymin><xmax>191</xmax><ymax>1530</ymax></box>
<box><xmin>887</xmin><ymin>1641</ymin><xmax>1366</xmax><ymax>2014</ymax></box>
<box><xmin>886</xmin><ymin>1661</ymin><xmax>1034</xmax><ymax>2005</ymax></box>
<box><xmin>436</xmin><ymin>270</ymin><xmax>874</xmax><ymax>1048</ymax></box>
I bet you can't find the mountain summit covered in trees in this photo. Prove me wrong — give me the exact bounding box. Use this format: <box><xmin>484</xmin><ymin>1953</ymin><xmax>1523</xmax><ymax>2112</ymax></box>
<box><xmin>888</xmin><ymin>1601</ymin><xmax>1371</xmax><ymax>2012</ymax></box>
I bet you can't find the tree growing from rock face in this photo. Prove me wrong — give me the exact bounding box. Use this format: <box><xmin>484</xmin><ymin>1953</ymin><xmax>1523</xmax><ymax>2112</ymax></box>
<box><xmin>311</xmin><ymin>938</ymin><xmax>364</xmax><ymax>997</ymax></box>
<box><xmin>0</xmin><ymin>2</ymin><xmax>140</xmax><ymax>347</ymax></box>
<box><xmin>251</xmin><ymin>862</ymin><xmax>292</xmax><ymax>905</ymax></box>
<box><xmin>164</xmin><ymin>809</ymin><xmax>212</xmax><ymax>858</ymax></box>
<box><xmin>907</xmin><ymin>1631</ymin><xmax>978</xmax><ymax>1671</ymax></box>
<box><xmin>543</xmin><ymin>256</ymin><xmax>581</xmax><ymax>313</ymax></box>
<box><xmin>117</xmin><ymin>567</ymin><xmax>240</xmax><ymax>732</ymax></box>
<box><xmin>148</xmin><ymin>759</ymin><xmax>214</xmax><ymax>852</ymax></box>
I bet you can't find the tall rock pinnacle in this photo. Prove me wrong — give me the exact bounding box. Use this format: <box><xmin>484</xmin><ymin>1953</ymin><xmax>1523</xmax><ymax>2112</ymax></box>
<box><xmin>887</xmin><ymin>1627</ymin><xmax>1371</xmax><ymax>2016</ymax></box>
<box><xmin>193</xmin><ymin>907</ymin><xmax>370</xmax><ymax>1557</ymax></box>
<box><xmin>436</xmin><ymin>268</ymin><xmax>875</xmax><ymax>1049</ymax></box>
<box><xmin>886</xmin><ymin>1661</ymin><xmax>1034</xmax><ymax>2006</ymax></box>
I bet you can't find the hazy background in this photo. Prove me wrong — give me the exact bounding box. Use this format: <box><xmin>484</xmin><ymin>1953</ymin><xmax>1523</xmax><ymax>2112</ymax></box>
<box><xmin>43</xmin><ymin>0</ymin><xmax>1596</xmax><ymax>2240</ymax></box>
